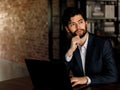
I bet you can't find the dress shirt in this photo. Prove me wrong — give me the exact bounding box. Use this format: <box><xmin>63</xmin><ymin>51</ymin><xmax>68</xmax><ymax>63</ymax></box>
<box><xmin>78</xmin><ymin>44</ymin><xmax>86</xmax><ymax>75</ymax></box>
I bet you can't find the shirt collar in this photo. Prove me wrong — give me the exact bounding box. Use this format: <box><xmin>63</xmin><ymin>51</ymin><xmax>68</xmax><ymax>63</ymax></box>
<box><xmin>80</xmin><ymin>33</ymin><xmax>89</xmax><ymax>49</ymax></box>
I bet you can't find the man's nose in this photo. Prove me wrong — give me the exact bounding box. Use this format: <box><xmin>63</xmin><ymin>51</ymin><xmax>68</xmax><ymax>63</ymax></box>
<box><xmin>75</xmin><ymin>23</ymin><xmax>80</xmax><ymax>29</ymax></box>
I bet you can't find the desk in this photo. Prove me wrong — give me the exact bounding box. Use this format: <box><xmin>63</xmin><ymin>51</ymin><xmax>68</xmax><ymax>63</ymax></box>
<box><xmin>0</xmin><ymin>76</ymin><xmax>33</xmax><ymax>90</ymax></box>
<box><xmin>0</xmin><ymin>76</ymin><xmax>120</xmax><ymax>90</ymax></box>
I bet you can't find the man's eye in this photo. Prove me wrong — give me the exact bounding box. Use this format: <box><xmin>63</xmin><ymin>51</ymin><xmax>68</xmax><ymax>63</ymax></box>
<box><xmin>79</xmin><ymin>21</ymin><xmax>83</xmax><ymax>24</ymax></box>
<box><xmin>70</xmin><ymin>23</ymin><xmax>75</xmax><ymax>26</ymax></box>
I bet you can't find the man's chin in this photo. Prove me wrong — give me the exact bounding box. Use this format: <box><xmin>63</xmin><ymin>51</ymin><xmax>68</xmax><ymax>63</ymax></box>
<box><xmin>79</xmin><ymin>32</ymin><xmax>87</xmax><ymax>38</ymax></box>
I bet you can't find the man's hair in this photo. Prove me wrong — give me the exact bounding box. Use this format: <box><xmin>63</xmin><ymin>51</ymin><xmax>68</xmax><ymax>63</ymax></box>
<box><xmin>62</xmin><ymin>7</ymin><xmax>87</xmax><ymax>27</ymax></box>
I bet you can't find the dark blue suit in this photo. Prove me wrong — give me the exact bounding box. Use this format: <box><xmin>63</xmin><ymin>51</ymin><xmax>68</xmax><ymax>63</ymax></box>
<box><xmin>65</xmin><ymin>33</ymin><xmax>118</xmax><ymax>85</ymax></box>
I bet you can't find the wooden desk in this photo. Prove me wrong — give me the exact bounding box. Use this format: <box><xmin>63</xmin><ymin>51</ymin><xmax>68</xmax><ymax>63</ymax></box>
<box><xmin>0</xmin><ymin>76</ymin><xmax>33</xmax><ymax>90</ymax></box>
<box><xmin>0</xmin><ymin>76</ymin><xmax>120</xmax><ymax>90</ymax></box>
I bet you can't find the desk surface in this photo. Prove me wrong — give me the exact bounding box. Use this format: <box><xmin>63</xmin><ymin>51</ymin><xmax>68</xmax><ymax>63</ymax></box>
<box><xmin>0</xmin><ymin>76</ymin><xmax>120</xmax><ymax>90</ymax></box>
<box><xmin>0</xmin><ymin>76</ymin><xmax>33</xmax><ymax>90</ymax></box>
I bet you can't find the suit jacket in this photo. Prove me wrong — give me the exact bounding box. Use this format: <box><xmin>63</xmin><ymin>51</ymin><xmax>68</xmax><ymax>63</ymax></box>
<box><xmin>64</xmin><ymin>33</ymin><xmax>118</xmax><ymax>85</ymax></box>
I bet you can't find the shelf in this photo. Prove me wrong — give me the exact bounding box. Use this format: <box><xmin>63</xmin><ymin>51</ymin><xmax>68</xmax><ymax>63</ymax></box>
<box><xmin>87</xmin><ymin>0</ymin><xmax>117</xmax><ymax>1</ymax></box>
<box><xmin>87</xmin><ymin>17</ymin><xmax>117</xmax><ymax>22</ymax></box>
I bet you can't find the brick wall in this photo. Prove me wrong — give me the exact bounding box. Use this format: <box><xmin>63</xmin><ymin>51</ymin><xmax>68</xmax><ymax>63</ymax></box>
<box><xmin>0</xmin><ymin>0</ymin><xmax>49</xmax><ymax>81</ymax></box>
<box><xmin>0</xmin><ymin>0</ymin><xmax>49</xmax><ymax>63</ymax></box>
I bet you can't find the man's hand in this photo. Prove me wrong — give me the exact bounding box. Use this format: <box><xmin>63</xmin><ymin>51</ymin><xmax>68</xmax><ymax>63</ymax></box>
<box><xmin>70</xmin><ymin>36</ymin><xmax>81</xmax><ymax>50</ymax></box>
<box><xmin>70</xmin><ymin>76</ymin><xmax>88</xmax><ymax>87</ymax></box>
<box><xmin>66</xmin><ymin>36</ymin><xmax>81</xmax><ymax>57</ymax></box>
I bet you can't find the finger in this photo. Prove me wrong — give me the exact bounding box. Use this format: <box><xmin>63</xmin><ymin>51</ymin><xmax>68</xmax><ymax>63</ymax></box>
<box><xmin>72</xmin><ymin>81</ymin><xmax>80</xmax><ymax>87</ymax></box>
<box><xmin>76</xmin><ymin>43</ymin><xmax>79</xmax><ymax>46</ymax></box>
<box><xmin>71</xmin><ymin>78</ymin><xmax>78</xmax><ymax>84</ymax></box>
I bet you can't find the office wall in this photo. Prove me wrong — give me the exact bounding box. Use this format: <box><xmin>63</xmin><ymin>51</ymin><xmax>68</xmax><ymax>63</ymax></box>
<box><xmin>0</xmin><ymin>0</ymin><xmax>48</xmax><ymax>81</ymax></box>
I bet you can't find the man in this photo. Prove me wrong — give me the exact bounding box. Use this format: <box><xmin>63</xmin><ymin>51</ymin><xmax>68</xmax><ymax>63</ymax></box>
<box><xmin>61</xmin><ymin>7</ymin><xmax>118</xmax><ymax>87</ymax></box>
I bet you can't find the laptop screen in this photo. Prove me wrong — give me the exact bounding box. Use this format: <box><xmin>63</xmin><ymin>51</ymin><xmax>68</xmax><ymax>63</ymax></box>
<box><xmin>25</xmin><ymin>59</ymin><xmax>73</xmax><ymax>90</ymax></box>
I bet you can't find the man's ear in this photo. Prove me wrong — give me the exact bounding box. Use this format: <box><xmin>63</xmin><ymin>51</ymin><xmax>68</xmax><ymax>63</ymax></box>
<box><xmin>65</xmin><ymin>26</ymin><xmax>69</xmax><ymax>33</ymax></box>
<box><xmin>65</xmin><ymin>26</ymin><xmax>73</xmax><ymax>39</ymax></box>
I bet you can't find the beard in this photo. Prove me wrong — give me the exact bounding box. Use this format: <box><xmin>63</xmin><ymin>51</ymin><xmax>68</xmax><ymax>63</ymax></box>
<box><xmin>78</xmin><ymin>28</ymin><xmax>87</xmax><ymax>38</ymax></box>
<box><xmin>69</xmin><ymin>28</ymin><xmax>87</xmax><ymax>38</ymax></box>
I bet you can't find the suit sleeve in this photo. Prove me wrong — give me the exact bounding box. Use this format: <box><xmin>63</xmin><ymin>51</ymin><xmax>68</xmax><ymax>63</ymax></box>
<box><xmin>89</xmin><ymin>40</ymin><xmax>118</xmax><ymax>85</ymax></box>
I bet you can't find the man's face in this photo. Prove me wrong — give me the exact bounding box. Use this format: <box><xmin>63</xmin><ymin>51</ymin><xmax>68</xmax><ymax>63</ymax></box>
<box><xmin>65</xmin><ymin>14</ymin><xmax>87</xmax><ymax>38</ymax></box>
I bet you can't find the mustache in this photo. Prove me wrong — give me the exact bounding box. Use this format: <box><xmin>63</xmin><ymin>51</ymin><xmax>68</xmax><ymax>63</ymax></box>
<box><xmin>73</xmin><ymin>29</ymin><xmax>84</xmax><ymax>37</ymax></box>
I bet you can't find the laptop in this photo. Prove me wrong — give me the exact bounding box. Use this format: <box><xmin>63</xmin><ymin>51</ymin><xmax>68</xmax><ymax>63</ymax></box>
<box><xmin>25</xmin><ymin>59</ymin><xmax>73</xmax><ymax>90</ymax></box>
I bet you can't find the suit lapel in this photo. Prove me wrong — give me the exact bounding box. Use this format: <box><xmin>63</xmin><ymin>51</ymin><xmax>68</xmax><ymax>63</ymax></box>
<box><xmin>85</xmin><ymin>33</ymin><xmax>94</xmax><ymax>75</ymax></box>
<box><xmin>74</xmin><ymin>47</ymin><xmax>84</xmax><ymax>76</ymax></box>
